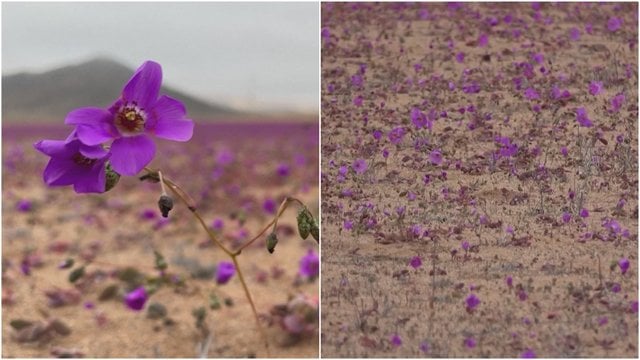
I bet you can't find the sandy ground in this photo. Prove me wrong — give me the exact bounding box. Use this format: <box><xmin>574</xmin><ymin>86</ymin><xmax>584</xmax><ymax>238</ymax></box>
<box><xmin>321</xmin><ymin>2</ymin><xmax>637</xmax><ymax>358</ymax></box>
<box><xmin>3</xmin><ymin>123</ymin><xmax>319</xmax><ymax>357</ymax></box>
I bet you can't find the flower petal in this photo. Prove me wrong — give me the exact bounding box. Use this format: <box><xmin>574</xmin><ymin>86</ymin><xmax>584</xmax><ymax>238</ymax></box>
<box><xmin>109</xmin><ymin>135</ymin><xmax>156</xmax><ymax>176</ymax></box>
<box><xmin>34</xmin><ymin>139</ymin><xmax>76</xmax><ymax>158</ymax></box>
<box><xmin>122</xmin><ymin>61</ymin><xmax>162</xmax><ymax>109</ymax></box>
<box><xmin>79</xmin><ymin>144</ymin><xmax>109</xmax><ymax>159</ymax></box>
<box><xmin>149</xmin><ymin>95</ymin><xmax>194</xmax><ymax>141</ymax></box>
<box><xmin>43</xmin><ymin>158</ymin><xmax>78</xmax><ymax>186</ymax></box>
<box><xmin>73</xmin><ymin>163</ymin><xmax>106</xmax><ymax>193</ymax></box>
<box><xmin>65</xmin><ymin>107</ymin><xmax>116</xmax><ymax>146</ymax></box>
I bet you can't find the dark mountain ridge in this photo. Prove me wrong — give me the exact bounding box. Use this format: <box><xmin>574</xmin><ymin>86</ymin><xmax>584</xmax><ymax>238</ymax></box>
<box><xmin>3</xmin><ymin>57</ymin><xmax>236</xmax><ymax>123</ymax></box>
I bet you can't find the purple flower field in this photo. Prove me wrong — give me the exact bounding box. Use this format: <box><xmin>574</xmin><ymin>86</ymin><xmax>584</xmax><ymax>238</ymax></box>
<box><xmin>321</xmin><ymin>2</ymin><xmax>637</xmax><ymax>357</ymax></box>
<box><xmin>3</xmin><ymin>120</ymin><xmax>319</xmax><ymax>357</ymax></box>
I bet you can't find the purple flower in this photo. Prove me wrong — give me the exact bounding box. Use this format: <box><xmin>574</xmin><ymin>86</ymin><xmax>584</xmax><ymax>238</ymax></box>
<box><xmin>462</xmin><ymin>241</ymin><xmax>470</xmax><ymax>251</ymax></box>
<box><xmin>464</xmin><ymin>336</ymin><xmax>476</xmax><ymax>349</ymax></box>
<box><xmin>277</xmin><ymin>163</ymin><xmax>290</xmax><ymax>177</ymax></box>
<box><xmin>561</xmin><ymin>146</ymin><xmax>568</xmax><ymax>157</ymax></box>
<box><xmin>216</xmin><ymin>149</ymin><xmax>234</xmax><ymax>166</ymax></box>
<box><xmin>598</xmin><ymin>316</ymin><xmax>608</xmax><ymax>326</ymax></box>
<box><xmin>343</xmin><ymin>219</ymin><xmax>353</xmax><ymax>230</ymax></box>
<box><xmin>34</xmin><ymin>132</ymin><xmax>111</xmax><ymax>193</ymax></box>
<box><xmin>579</xmin><ymin>208</ymin><xmax>589</xmax><ymax>218</ymax></box>
<box><xmin>299</xmin><ymin>249</ymin><xmax>319</xmax><ymax>279</ymax></box>
<box><xmin>373</xmin><ymin>130</ymin><xmax>382</xmax><ymax>140</ymax></box>
<box><xmin>429</xmin><ymin>149</ymin><xmax>443</xmax><ymax>165</ymax></box>
<box><xmin>589</xmin><ymin>81</ymin><xmax>603</xmax><ymax>96</ymax></box>
<box><xmin>321</xmin><ymin>27</ymin><xmax>331</xmax><ymax>42</ymax></box>
<box><xmin>466</xmin><ymin>294</ymin><xmax>480</xmax><ymax>310</ymax></box>
<box><xmin>388</xmin><ymin>127</ymin><xmax>406</xmax><ymax>144</ymax></box>
<box><xmin>352</xmin><ymin>159</ymin><xmax>368</xmax><ymax>174</ymax></box>
<box><xmin>390</xmin><ymin>334</ymin><xmax>402</xmax><ymax>347</ymax></box>
<box><xmin>455</xmin><ymin>52</ymin><xmax>465</xmax><ymax>63</ymax></box>
<box><xmin>610</xmin><ymin>93</ymin><xmax>625</xmax><ymax>113</ymax></box>
<box><xmin>562</xmin><ymin>212</ymin><xmax>571</xmax><ymax>224</ymax></box>
<box><xmin>216</xmin><ymin>261</ymin><xmax>236</xmax><ymax>284</ymax></box>
<box><xmin>211</xmin><ymin>218</ymin><xmax>224</xmax><ymax>231</ymax></box>
<box><xmin>351</xmin><ymin>74</ymin><xmax>363</xmax><ymax>88</ymax></box>
<box><xmin>611</xmin><ymin>283</ymin><xmax>621</xmax><ymax>293</ymax></box>
<box><xmin>569</xmin><ymin>27</ymin><xmax>580</xmax><ymax>41</ymax></box>
<box><xmin>506</xmin><ymin>276</ymin><xmax>513</xmax><ymax>288</ymax></box>
<box><xmin>521</xmin><ymin>348</ymin><xmax>536</xmax><ymax>358</ymax></box>
<box><xmin>16</xmin><ymin>199</ymin><xmax>32</xmax><ymax>212</ymax></box>
<box><xmin>263</xmin><ymin>198</ymin><xmax>277</xmax><ymax>214</ymax></box>
<box><xmin>524</xmin><ymin>88</ymin><xmax>540</xmax><ymax>100</ymax></box>
<box><xmin>619</xmin><ymin>258</ymin><xmax>630</xmax><ymax>275</ymax></box>
<box><xmin>419</xmin><ymin>341</ymin><xmax>430</xmax><ymax>353</ymax></box>
<box><xmin>477</xmin><ymin>33</ymin><xmax>488</xmax><ymax>47</ymax></box>
<box><xmin>124</xmin><ymin>286</ymin><xmax>147</xmax><ymax>311</ymax></box>
<box><xmin>353</xmin><ymin>95</ymin><xmax>363</xmax><ymax>107</ymax></box>
<box><xmin>576</xmin><ymin>107</ymin><xmax>593</xmax><ymax>128</ymax></box>
<box><xmin>409</xmin><ymin>256</ymin><xmax>422</xmax><ymax>269</ymax></box>
<box><xmin>532</xmin><ymin>53</ymin><xmax>544</xmax><ymax>64</ymax></box>
<box><xmin>66</xmin><ymin>61</ymin><xmax>193</xmax><ymax>176</ymax></box>
<box><xmin>607</xmin><ymin>17</ymin><xmax>622</xmax><ymax>32</ymax></box>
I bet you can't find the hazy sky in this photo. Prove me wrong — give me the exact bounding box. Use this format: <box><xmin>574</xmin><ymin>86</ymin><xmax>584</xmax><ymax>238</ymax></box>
<box><xmin>2</xmin><ymin>2</ymin><xmax>319</xmax><ymax>113</ymax></box>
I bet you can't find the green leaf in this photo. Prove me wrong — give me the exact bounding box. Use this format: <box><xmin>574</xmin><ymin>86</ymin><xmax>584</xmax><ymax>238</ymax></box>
<box><xmin>10</xmin><ymin>319</ymin><xmax>33</xmax><ymax>330</ymax></box>
<box><xmin>68</xmin><ymin>266</ymin><xmax>85</xmax><ymax>283</ymax></box>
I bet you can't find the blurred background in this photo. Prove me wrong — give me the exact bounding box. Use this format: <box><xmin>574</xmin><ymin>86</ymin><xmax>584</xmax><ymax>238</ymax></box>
<box><xmin>2</xmin><ymin>2</ymin><xmax>319</xmax><ymax>122</ymax></box>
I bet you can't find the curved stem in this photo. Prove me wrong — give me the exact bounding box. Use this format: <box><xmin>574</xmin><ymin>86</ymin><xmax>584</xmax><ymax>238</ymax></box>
<box><xmin>233</xmin><ymin>197</ymin><xmax>312</xmax><ymax>255</ymax></box>
<box><xmin>142</xmin><ymin>167</ymin><xmax>269</xmax><ymax>356</ymax></box>
<box><xmin>231</xmin><ymin>255</ymin><xmax>270</xmax><ymax>355</ymax></box>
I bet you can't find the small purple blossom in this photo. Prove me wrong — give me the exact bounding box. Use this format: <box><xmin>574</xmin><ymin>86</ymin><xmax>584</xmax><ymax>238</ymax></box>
<box><xmin>560</xmin><ymin>146</ymin><xmax>568</xmax><ymax>157</ymax></box>
<box><xmin>277</xmin><ymin>163</ymin><xmax>290</xmax><ymax>177</ymax></box>
<box><xmin>524</xmin><ymin>88</ymin><xmax>540</xmax><ymax>100</ymax></box>
<box><xmin>607</xmin><ymin>17</ymin><xmax>622</xmax><ymax>32</ymax></box>
<box><xmin>352</xmin><ymin>158</ymin><xmax>368</xmax><ymax>174</ymax></box>
<box><xmin>466</xmin><ymin>294</ymin><xmax>480</xmax><ymax>310</ymax></box>
<box><xmin>610</xmin><ymin>93</ymin><xmax>625</xmax><ymax>113</ymax></box>
<box><xmin>521</xmin><ymin>348</ymin><xmax>536</xmax><ymax>358</ymax></box>
<box><xmin>611</xmin><ymin>283</ymin><xmax>621</xmax><ymax>293</ymax></box>
<box><xmin>299</xmin><ymin>249</ymin><xmax>319</xmax><ymax>279</ymax></box>
<box><xmin>124</xmin><ymin>286</ymin><xmax>147</xmax><ymax>311</ymax></box>
<box><xmin>216</xmin><ymin>261</ymin><xmax>236</xmax><ymax>285</ymax></box>
<box><xmin>388</xmin><ymin>126</ymin><xmax>406</xmax><ymax>144</ymax></box>
<box><xmin>477</xmin><ymin>33</ymin><xmax>488</xmax><ymax>47</ymax></box>
<box><xmin>212</xmin><ymin>218</ymin><xmax>224</xmax><ymax>231</ymax></box>
<box><xmin>464</xmin><ymin>336</ymin><xmax>476</xmax><ymax>349</ymax></box>
<box><xmin>506</xmin><ymin>276</ymin><xmax>513</xmax><ymax>288</ymax></box>
<box><xmin>263</xmin><ymin>198</ymin><xmax>277</xmax><ymax>214</ymax></box>
<box><xmin>16</xmin><ymin>199</ymin><xmax>32</xmax><ymax>212</ymax></box>
<box><xmin>455</xmin><ymin>52</ymin><xmax>465</xmax><ymax>63</ymax></box>
<box><xmin>562</xmin><ymin>212</ymin><xmax>571</xmax><ymax>224</ymax></box>
<box><xmin>343</xmin><ymin>219</ymin><xmax>353</xmax><ymax>230</ymax></box>
<box><xmin>579</xmin><ymin>208</ymin><xmax>589</xmax><ymax>218</ymax></box>
<box><xmin>419</xmin><ymin>341</ymin><xmax>430</xmax><ymax>353</ymax></box>
<box><xmin>589</xmin><ymin>81</ymin><xmax>603</xmax><ymax>95</ymax></box>
<box><xmin>462</xmin><ymin>241</ymin><xmax>470</xmax><ymax>251</ymax></box>
<box><xmin>576</xmin><ymin>107</ymin><xmax>593</xmax><ymax>127</ymax></box>
<box><xmin>429</xmin><ymin>149</ymin><xmax>443</xmax><ymax>165</ymax></box>
<box><xmin>410</xmin><ymin>256</ymin><xmax>422</xmax><ymax>269</ymax></box>
<box><xmin>569</xmin><ymin>27</ymin><xmax>581</xmax><ymax>41</ymax></box>
<box><xmin>353</xmin><ymin>95</ymin><xmax>363</xmax><ymax>107</ymax></box>
<box><xmin>618</xmin><ymin>258</ymin><xmax>630</xmax><ymax>275</ymax></box>
<box><xmin>390</xmin><ymin>334</ymin><xmax>402</xmax><ymax>347</ymax></box>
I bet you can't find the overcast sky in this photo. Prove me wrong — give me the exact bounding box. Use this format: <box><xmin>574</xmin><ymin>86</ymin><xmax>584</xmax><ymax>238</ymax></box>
<box><xmin>2</xmin><ymin>2</ymin><xmax>319</xmax><ymax>114</ymax></box>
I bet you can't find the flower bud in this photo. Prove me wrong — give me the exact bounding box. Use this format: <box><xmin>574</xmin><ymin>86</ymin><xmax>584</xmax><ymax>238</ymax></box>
<box><xmin>266</xmin><ymin>232</ymin><xmax>278</xmax><ymax>254</ymax></box>
<box><xmin>104</xmin><ymin>163</ymin><xmax>120</xmax><ymax>192</ymax></box>
<box><xmin>158</xmin><ymin>195</ymin><xmax>174</xmax><ymax>218</ymax></box>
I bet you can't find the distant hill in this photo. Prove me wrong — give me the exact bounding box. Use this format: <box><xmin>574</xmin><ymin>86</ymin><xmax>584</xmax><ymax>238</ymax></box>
<box><xmin>2</xmin><ymin>58</ymin><xmax>236</xmax><ymax>123</ymax></box>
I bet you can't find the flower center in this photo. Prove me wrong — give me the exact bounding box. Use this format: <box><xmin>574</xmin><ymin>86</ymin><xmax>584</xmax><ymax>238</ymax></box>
<box><xmin>114</xmin><ymin>103</ymin><xmax>146</xmax><ymax>135</ymax></box>
<box><xmin>73</xmin><ymin>153</ymin><xmax>97</xmax><ymax>167</ymax></box>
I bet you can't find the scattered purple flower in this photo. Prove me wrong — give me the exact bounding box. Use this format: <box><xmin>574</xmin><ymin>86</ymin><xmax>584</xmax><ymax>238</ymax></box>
<box><xmin>216</xmin><ymin>261</ymin><xmax>236</xmax><ymax>285</ymax></box>
<box><xmin>124</xmin><ymin>286</ymin><xmax>147</xmax><ymax>311</ymax></box>
<box><xmin>299</xmin><ymin>249</ymin><xmax>319</xmax><ymax>279</ymax></box>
